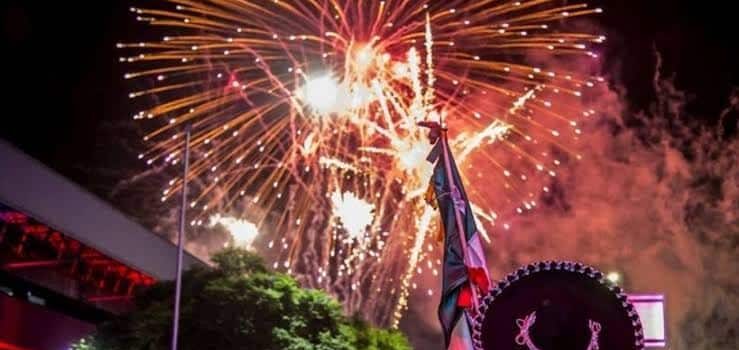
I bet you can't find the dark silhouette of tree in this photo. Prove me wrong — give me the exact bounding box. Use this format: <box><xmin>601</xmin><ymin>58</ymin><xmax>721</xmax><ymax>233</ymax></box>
<box><xmin>74</xmin><ymin>248</ymin><xmax>410</xmax><ymax>350</ymax></box>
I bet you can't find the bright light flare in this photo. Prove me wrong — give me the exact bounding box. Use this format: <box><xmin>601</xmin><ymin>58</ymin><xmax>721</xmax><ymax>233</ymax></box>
<box><xmin>606</xmin><ymin>271</ymin><xmax>621</xmax><ymax>284</ymax></box>
<box><xmin>302</xmin><ymin>75</ymin><xmax>341</xmax><ymax>113</ymax></box>
<box><xmin>354</xmin><ymin>45</ymin><xmax>375</xmax><ymax>70</ymax></box>
<box><xmin>331</xmin><ymin>191</ymin><xmax>376</xmax><ymax>240</ymax></box>
<box><xmin>209</xmin><ymin>214</ymin><xmax>260</xmax><ymax>250</ymax></box>
<box><xmin>397</xmin><ymin>140</ymin><xmax>433</xmax><ymax>175</ymax></box>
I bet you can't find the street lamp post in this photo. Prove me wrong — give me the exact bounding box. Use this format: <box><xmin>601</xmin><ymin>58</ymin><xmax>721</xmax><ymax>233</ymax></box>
<box><xmin>170</xmin><ymin>123</ymin><xmax>191</xmax><ymax>350</ymax></box>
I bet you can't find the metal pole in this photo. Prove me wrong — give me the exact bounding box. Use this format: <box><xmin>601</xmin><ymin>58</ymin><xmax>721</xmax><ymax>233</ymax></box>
<box><xmin>171</xmin><ymin>123</ymin><xmax>191</xmax><ymax>350</ymax></box>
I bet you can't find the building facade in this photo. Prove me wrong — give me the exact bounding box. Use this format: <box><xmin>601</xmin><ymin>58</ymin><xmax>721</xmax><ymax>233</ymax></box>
<box><xmin>0</xmin><ymin>140</ymin><xmax>204</xmax><ymax>350</ymax></box>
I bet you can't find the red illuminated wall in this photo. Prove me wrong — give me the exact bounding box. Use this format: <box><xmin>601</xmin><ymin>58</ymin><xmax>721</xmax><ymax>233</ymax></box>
<box><xmin>0</xmin><ymin>207</ymin><xmax>158</xmax><ymax>350</ymax></box>
<box><xmin>0</xmin><ymin>294</ymin><xmax>95</xmax><ymax>350</ymax></box>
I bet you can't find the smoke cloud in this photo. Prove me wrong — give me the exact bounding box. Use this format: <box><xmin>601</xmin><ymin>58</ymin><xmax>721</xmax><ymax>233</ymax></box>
<box><xmin>403</xmin><ymin>51</ymin><xmax>738</xmax><ymax>349</ymax></box>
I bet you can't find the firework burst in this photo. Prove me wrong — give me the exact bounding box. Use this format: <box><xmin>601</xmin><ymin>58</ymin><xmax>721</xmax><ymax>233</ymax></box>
<box><xmin>121</xmin><ymin>0</ymin><xmax>603</xmax><ymax>326</ymax></box>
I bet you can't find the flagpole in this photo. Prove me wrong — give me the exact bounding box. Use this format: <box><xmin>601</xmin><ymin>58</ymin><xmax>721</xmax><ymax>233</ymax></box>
<box><xmin>171</xmin><ymin>123</ymin><xmax>191</xmax><ymax>350</ymax></box>
<box><xmin>440</xmin><ymin>130</ymin><xmax>480</xmax><ymax>311</ymax></box>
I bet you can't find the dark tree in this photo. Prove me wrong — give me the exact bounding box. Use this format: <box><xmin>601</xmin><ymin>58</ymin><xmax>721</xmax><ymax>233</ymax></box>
<box><xmin>74</xmin><ymin>248</ymin><xmax>410</xmax><ymax>350</ymax></box>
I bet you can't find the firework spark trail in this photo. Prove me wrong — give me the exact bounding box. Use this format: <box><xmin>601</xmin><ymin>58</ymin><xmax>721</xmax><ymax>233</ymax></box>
<box><xmin>122</xmin><ymin>0</ymin><xmax>603</xmax><ymax>325</ymax></box>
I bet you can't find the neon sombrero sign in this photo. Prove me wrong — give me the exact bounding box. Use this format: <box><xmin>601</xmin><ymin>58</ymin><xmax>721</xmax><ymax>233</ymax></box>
<box><xmin>472</xmin><ymin>261</ymin><xmax>646</xmax><ymax>350</ymax></box>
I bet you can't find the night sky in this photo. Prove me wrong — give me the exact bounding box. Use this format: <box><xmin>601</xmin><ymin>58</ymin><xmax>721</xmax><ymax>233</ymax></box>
<box><xmin>2</xmin><ymin>1</ymin><xmax>738</xmax><ymax>348</ymax></box>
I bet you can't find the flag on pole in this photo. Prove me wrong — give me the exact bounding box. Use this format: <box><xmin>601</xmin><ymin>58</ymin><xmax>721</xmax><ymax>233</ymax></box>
<box><xmin>420</xmin><ymin>121</ymin><xmax>491</xmax><ymax>349</ymax></box>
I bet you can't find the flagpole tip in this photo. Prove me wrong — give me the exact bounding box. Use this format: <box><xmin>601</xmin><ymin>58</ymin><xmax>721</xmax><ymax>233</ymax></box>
<box><xmin>417</xmin><ymin>120</ymin><xmax>447</xmax><ymax>144</ymax></box>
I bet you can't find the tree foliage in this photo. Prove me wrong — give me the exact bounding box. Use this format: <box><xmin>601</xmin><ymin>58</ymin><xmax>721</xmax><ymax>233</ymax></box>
<box><xmin>77</xmin><ymin>248</ymin><xmax>410</xmax><ymax>350</ymax></box>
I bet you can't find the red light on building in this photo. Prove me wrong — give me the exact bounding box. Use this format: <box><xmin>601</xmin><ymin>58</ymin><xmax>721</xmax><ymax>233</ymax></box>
<box><xmin>1</xmin><ymin>209</ymin><xmax>157</xmax><ymax>314</ymax></box>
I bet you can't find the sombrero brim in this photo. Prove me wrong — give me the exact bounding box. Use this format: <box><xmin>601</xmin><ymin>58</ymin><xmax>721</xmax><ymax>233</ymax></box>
<box><xmin>472</xmin><ymin>261</ymin><xmax>644</xmax><ymax>350</ymax></box>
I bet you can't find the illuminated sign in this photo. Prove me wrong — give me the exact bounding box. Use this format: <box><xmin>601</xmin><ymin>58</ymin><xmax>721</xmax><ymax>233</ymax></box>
<box><xmin>628</xmin><ymin>294</ymin><xmax>666</xmax><ymax>348</ymax></box>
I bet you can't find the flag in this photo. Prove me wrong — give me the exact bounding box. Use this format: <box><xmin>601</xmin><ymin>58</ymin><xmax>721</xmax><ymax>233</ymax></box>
<box><xmin>421</xmin><ymin>121</ymin><xmax>491</xmax><ymax>349</ymax></box>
